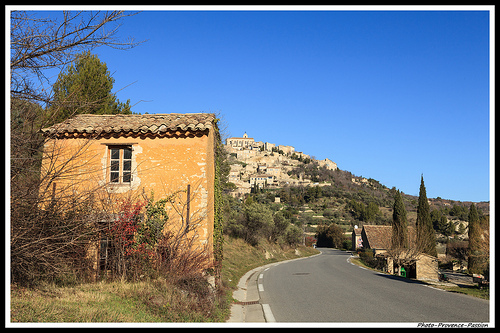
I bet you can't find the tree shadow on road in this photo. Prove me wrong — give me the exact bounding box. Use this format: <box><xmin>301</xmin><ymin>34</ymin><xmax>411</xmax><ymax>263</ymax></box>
<box><xmin>373</xmin><ymin>272</ymin><xmax>430</xmax><ymax>285</ymax></box>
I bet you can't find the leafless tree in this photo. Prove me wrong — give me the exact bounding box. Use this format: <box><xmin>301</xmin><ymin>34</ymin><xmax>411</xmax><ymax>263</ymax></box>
<box><xmin>9</xmin><ymin>9</ymin><xmax>143</xmax><ymax>285</ymax></box>
<box><xmin>382</xmin><ymin>226</ymin><xmax>438</xmax><ymax>276</ymax></box>
<box><xmin>10</xmin><ymin>9</ymin><xmax>215</xmax><ymax>288</ymax></box>
<box><xmin>11</xmin><ymin>128</ymin><xmax>111</xmax><ymax>284</ymax></box>
<box><xmin>10</xmin><ymin>10</ymin><xmax>143</xmax><ymax>104</ymax></box>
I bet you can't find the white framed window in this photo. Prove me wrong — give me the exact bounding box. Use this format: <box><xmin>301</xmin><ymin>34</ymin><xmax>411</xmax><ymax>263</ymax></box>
<box><xmin>108</xmin><ymin>145</ymin><xmax>132</xmax><ymax>184</ymax></box>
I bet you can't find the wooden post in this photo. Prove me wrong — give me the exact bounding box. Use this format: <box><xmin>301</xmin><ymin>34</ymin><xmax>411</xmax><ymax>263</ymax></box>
<box><xmin>186</xmin><ymin>184</ymin><xmax>191</xmax><ymax>229</ymax></box>
<box><xmin>51</xmin><ymin>182</ymin><xmax>57</xmax><ymax>202</ymax></box>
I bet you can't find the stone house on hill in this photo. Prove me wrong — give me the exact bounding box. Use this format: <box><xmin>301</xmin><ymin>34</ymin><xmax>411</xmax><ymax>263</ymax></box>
<box><xmin>250</xmin><ymin>174</ymin><xmax>274</xmax><ymax>189</ymax></box>
<box><xmin>226</xmin><ymin>132</ymin><xmax>255</xmax><ymax>148</ymax></box>
<box><xmin>41</xmin><ymin>113</ymin><xmax>220</xmax><ymax>276</ymax></box>
<box><xmin>353</xmin><ymin>225</ymin><xmax>438</xmax><ymax>281</ymax></box>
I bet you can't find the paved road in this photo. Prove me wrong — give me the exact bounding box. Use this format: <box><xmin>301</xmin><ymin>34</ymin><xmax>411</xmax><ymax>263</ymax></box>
<box><xmin>259</xmin><ymin>248</ymin><xmax>489</xmax><ymax>323</ymax></box>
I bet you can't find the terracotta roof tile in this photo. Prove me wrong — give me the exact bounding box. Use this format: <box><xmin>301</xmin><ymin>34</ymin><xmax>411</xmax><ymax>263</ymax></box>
<box><xmin>362</xmin><ymin>225</ymin><xmax>392</xmax><ymax>250</ymax></box>
<box><xmin>362</xmin><ymin>225</ymin><xmax>416</xmax><ymax>250</ymax></box>
<box><xmin>41</xmin><ymin>113</ymin><xmax>216</xmax><ymax>136</ymax></box>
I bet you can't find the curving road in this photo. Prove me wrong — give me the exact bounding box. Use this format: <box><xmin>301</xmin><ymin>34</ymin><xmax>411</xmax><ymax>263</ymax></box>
<box><xmin>259</xmin><ymin>248</ymin><xmax>489</xmax><ymax>323</ymax></box>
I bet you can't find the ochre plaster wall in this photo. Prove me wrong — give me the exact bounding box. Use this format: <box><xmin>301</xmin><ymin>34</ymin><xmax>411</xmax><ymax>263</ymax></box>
<box><xmin>41</xmin><ymin>130</ymin><xmax>215</xmax><ymax>257</ymax></box>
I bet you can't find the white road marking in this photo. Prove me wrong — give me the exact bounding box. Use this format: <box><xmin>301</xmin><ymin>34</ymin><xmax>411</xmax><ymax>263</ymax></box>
<box><xmin>258</xmin><ymin>283</ymin><xmax>264</xmax><ymax>292</ymax></box>
<box><xmin>262</xmin><ymin>304</ymin><xmax>276</xmax><ymax>322</ymax></box>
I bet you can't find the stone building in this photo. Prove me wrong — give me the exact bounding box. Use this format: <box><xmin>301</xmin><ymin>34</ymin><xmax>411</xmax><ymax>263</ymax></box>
<box><xmin>360</xmin><ymin>225</ymin><xmax>392</xmax><ymax>255</ymax></box>
<box><xmin>267</xmin><ymin>166</ymin><xmax>281</xmax><ymax>178</ymax></box>
<box><xmin>317</xmin><ymin>158</ymin><xmax>338</xmax><ymax>171</ymax></box>
<box><xmin>224</xmin><ymin>131</ymin><xmax>338</xmax><ymax>196</ymax></box>
<box><xmin>352</xmin><ymin>226</ymin><xmax>363</xmax><ymax>251</ymax></box>
<box><xmin>356</xmin><ymin>225</ymin><xmax>439</xmax><ymax>281</ymax></box>
<box><xmin>236</xmin><ymin>148</ymin><xmax>258</xmax><ymax>160</ymax></box>
<box><xmin>277</xmin><ymin>145</ymin><xmax>295</xmax><ymax>155</ymax></box>
<box><xmin>250</xmin><ymin>174</ymin><xmax>274</xmax><ymax>189</ymax></box>
<box><xmin>264</xmin><ymin>142</ymin><xmax>275</xmax><ymax>151</ymax></box>
<box><xmin>41</xmin><ymin>113</ymin><xmax>219</xmax><ymax>277</ymax></box>
<box><xmin>226</xmin><ymin>132</ymin><xmax>255</xmax><ymax>148</ymax></box>
<box><xmin>386</xmin><ymin>253</ymin><xmax>439</xmax><ymax>280</ymax></box>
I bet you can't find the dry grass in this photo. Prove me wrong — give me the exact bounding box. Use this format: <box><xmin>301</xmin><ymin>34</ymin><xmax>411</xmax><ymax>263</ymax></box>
<box><xmin>431</xmin><ymin>284</ymin><xmax>489</xmax><ymax>300</ymax></box>
<box><xmin>221</xmin><ymin>236</ymin><xmax>320</xmax><ymax>290</ymax></box>
<box><xmin>10</xmin><ymin>237</ymin><xmax>319</xmax><ymax>323</ymax></box>
<box><xmin>10</xmin><ymin>277</ymin><xmax>225</xmax><ymax>323</ymax></box>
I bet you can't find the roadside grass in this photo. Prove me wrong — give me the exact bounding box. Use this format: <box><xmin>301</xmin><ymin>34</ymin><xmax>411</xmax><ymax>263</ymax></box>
<box><xmin>435</xmin><ymin>285</ymin><xmax>489</xmax><ymax>300</ymax></box>
<box><xmin>10</xmin><ymin>237</ymin><xmax>319</xmax><ymax>323</ymax></box>
<box><xmin>221</xmin><ymin>236</ymin><xmax>320</xmax><ymax>290</ymax></box>
<box><xmin>349</xmin><ymin>255</ymin><xmax>489</xmax><ymax>300</ymax></box>
<box><xmin>349</xmin><ymin>257</ymin><xmax>379</xmax><ymax>272</ymax></box>
<box><xmin>11</xmin><ymin>278</ymin><xmax>225</xmax><ymax>323</ymax></box>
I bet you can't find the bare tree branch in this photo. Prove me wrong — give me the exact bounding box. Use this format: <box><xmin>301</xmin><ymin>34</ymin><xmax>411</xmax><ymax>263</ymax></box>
<box><xmin>10</xmin><ymin>10</ymin><xmax>145</xmax><ymax>103</ymax></box>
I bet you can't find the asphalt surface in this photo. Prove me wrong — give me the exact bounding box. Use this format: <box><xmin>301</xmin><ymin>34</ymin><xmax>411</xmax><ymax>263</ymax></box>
<box><xmin>259</xmin><ymin>248</ymin><xmax>490</xmax><ymax>323</ymax></box>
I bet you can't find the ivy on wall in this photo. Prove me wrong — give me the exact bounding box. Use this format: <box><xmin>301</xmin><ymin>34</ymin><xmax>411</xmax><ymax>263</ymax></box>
<box><xmin>212</xmin><ymin>117</ymin><xmax>224</xmax><ymax>284</ymax></box>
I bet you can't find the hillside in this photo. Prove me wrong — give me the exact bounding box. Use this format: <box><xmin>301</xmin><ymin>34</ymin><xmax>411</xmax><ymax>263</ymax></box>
<box><xmin>223</xmin><ymin>135</ymin><xmax>490</xmax><ymax>241</ymax></box>
<box><xmin>224</xmin><ymin>132</ymin><xmax>338</xmax><ymax>196</ymax></box>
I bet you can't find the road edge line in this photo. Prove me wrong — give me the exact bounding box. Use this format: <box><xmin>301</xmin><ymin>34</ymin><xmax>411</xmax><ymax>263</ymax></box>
<box><xmin>261</xmin><ymin>304</ymin><xmax>276</xmax><ymax>322</ymax></box>
<box><xmin>228</xmin><ymin>250</ymin><xmax>322</xmax><ymax>322</ymax></box>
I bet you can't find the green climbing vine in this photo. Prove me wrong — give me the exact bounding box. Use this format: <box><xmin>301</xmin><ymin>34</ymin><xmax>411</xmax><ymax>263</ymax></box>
<box><xmin>213</xmin><ymin>117</ymin><xmax>224</xmax><ymax>282</ymax></box>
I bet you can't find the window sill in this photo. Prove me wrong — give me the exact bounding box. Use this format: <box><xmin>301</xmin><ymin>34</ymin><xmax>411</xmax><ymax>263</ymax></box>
<box><xmin>105</xmin><ymin>183</ymin><xmax>133</xmax><ymax>193</ymax></box>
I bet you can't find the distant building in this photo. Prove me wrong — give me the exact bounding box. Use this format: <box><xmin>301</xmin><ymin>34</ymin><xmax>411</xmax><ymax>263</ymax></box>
<box><xmin>352</xmin><ymin>226</ymin><xmax>363</xmax><ymax>251</ymax></box>
<box><xmin>357</xmin><ymin>225</ymin><xmax>438</xmax><ymax>281</ymax></box>
<box><xmin>250</xmin><ymin>174</ymin><xmax>274</xmax><ymax>189</ymax></box>
<box><xmin>226</xmin><ymin>132</ymin><xmax>255</xmax><ymax>148</ymax></box>
<box><xmin>224</xmin><ymin>131</ymin><xmax>339</xmax><ymax>199</ymax></box>
<box><xmin>317</xmin><ymin>158</ymin><xmax>338</xmax><ymax>171</ymax></box>
<box><xmin>266</xmin><ymin>166</ymin><xmax>281</xmax><ymax>178</ymax></box>
<box><xmin>236</xmin><ymin>149</ymin><xmax>258</xmax><ymax>160</ymax></box>
<box><xmin>264</xmin><ymin>142</ymin><xmax>275</xmax><ymax>151</ymax></box>
<box><xmin>278</xmin><ymin>145</ymin><xmax>295</xmax><ymax>155</ymax></box>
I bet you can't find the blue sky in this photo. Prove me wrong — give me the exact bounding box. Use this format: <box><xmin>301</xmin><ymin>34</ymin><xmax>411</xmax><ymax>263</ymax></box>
<box><xmin>38</xmin><ymin>7</ymin><xmax>492</xmax><ymax>202</ymax></box>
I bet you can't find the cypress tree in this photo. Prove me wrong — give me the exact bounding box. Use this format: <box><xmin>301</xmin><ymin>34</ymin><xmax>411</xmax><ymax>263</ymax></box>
<box><xmin>467</xmin><ymin>203</ymin><xmax>481</xmax><ymax>274</ymax></box>
<box><xmin>392</xmin><ymin>190</ymin><xmax>408</xmax><ymax>249</ymax></box>
<box><xmin>416</xmin><ymin>175</ymin><xmax>437</xmax><ymax>256</ymax></box>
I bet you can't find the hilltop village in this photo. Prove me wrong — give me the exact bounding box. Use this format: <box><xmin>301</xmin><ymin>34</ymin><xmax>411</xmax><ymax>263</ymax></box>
<box><xmin>224</xmin><ymin>132</ymin><xmax>490</xmax><ymax>239</ymax></box>
<box><xmin>225</xmin><ymin>132</ymin><xmax>338</xmax><ymax>197</ymax></box>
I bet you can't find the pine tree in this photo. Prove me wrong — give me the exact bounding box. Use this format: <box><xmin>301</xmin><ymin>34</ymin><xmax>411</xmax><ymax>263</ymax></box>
<box><xmin>392</xmin><ymin>190</ymin><xmax>408</xmax><ymax>249</ymax></box>
<box><xmin>49</xmin><ymin>51</ymin><xmax>131</xmax><ymax>125</ymax></box>
<box><xmin>416</xmin><ymin>175</ymin><xmax>437</xmax><ymax>256</ymax></box>
<box><xmin>467</xmin><ymin>203</ymin><xmax>482</xmax><ymax>274</ymax></box>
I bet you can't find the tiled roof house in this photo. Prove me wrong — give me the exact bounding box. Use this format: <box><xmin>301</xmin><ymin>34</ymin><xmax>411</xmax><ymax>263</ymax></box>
<box><xmin>360</xmin><ymin>225</ymin><xmax>392</xmax><ymax>255</ymax></box>
<box><xmin>41</xmin><ymin>113</ymin><xmax>219</xmax><ymax>277</ymax></box>
<box><xmin>42</xmin><ymin>113</ymin><xmax>215</xmax><ymax>137</ymax></box>
<box><xmin>358</xmin><ymin>225</ymin><xmax>438</xmax><ymax>280</ymax></box>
